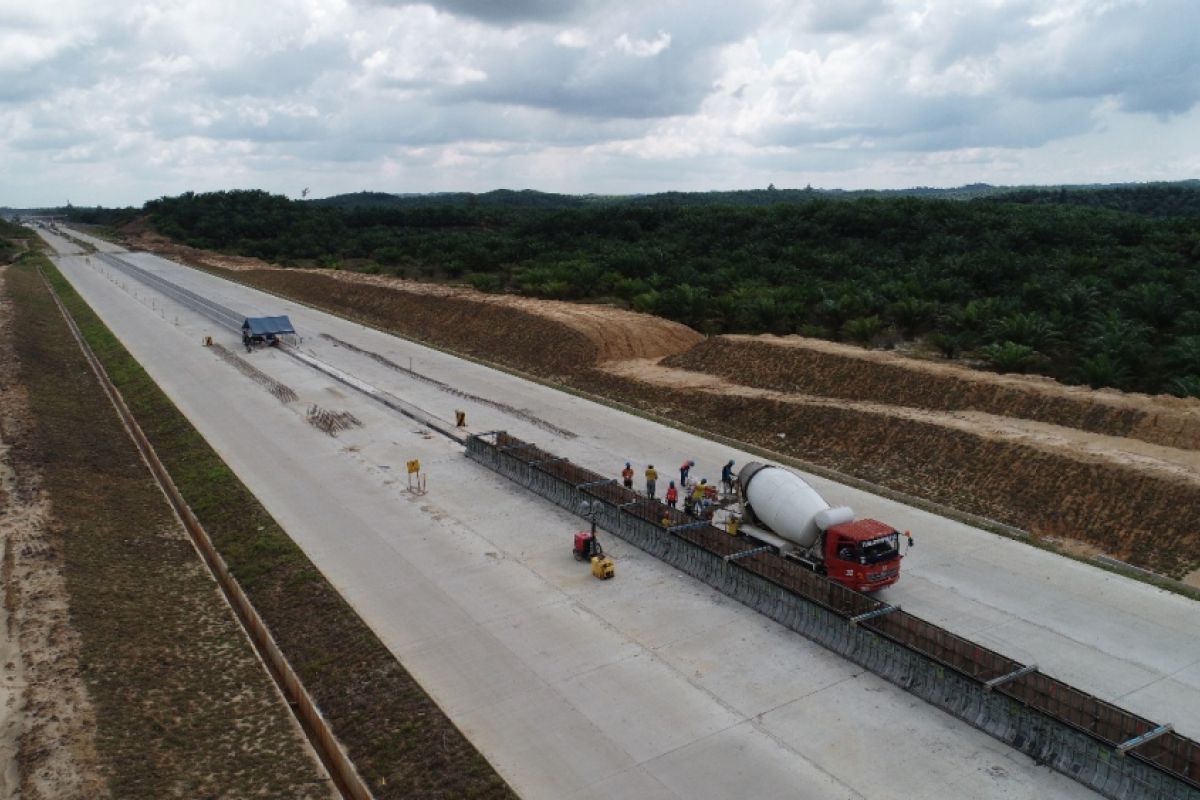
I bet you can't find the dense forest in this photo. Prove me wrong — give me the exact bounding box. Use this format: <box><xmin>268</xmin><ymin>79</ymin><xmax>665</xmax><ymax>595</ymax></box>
<box><xmin>52</xmin><ymin>185</ymin><xmax>1200</xmax><ymax>396</ymax></box>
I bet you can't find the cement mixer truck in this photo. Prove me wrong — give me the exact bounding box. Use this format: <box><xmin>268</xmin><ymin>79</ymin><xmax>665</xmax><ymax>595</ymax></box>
<box><xmin>734</xmin><ymin>462</ymin><xmax>909</xmax><ymax>592</ymax></box>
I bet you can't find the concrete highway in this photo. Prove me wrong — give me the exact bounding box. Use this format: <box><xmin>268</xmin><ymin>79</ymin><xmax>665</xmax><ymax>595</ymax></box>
<box><xmin>40</xmin><ymin>226</ymin><xmax>1200</xmax><ymax>799</ymax></box>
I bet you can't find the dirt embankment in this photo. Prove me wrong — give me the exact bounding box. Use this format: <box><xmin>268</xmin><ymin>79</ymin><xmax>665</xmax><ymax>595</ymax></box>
<box><xmin>664</xmin><ymin>336</ymin><xmax>1200</xmax><ymax>451</ymax></box>
<box><xmin>123</xmin><ymin>228</ymin><xmax>701</xmax><ymax>368</ymax></box>
<box><xmin>232</xmin><ymin>268</ymin><xmax>700</xmax><ymax>376</ymax></box>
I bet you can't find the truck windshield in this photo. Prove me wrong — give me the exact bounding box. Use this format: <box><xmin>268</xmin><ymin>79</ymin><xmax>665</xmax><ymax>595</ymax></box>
<box><xmin>860</xmin><ymin>533</ymin><xmax>899</xmax><ymax>564</ymax></box>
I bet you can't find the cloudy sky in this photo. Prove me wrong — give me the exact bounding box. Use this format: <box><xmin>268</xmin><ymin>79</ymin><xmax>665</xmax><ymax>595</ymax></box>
<box><xmin>2</xmin><ymin>0</ymin><xmax>1198</xmax><ymax>206</ymax></box>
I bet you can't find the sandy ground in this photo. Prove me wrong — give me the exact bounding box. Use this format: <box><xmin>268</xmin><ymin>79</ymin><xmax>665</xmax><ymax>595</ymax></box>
<box><xmin>0</xmin><ymin>441</ymin><xmax>22</xmax><ymax>800</ymax></box>
<box><xmin>0</xmin><ymin>266</ymin><xmax>106</xmax><ymax>799</ymax></box>
<box><xmin>604</xmin><ymin>358</ymin><xmax>1200</xmax><ymax>487</ymax></box>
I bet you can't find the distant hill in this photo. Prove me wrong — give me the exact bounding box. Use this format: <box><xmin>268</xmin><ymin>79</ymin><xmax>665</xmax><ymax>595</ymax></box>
<box><xmin>310</xmin><ymin>189</ymin><xmax>587</xmax><ymax>210</ymax></box>
<box><xmin>307</xmin><ymin>181</ymin><xmax>1199</xmax><ymax>211</ymax></box>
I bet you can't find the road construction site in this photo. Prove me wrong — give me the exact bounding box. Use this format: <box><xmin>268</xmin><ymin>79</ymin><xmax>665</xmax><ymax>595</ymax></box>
<box><xmin>38</xmin><ymin>225</ymin><xmax>1200</xmax><ymax>799</ymax></box>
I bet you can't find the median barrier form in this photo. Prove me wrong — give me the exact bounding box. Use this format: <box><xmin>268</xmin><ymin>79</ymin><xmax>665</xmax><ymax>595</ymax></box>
<box><xmin>466</xmin><ymin>431</ymin><xmax>1199</xmax><ymax>800</ymax></box>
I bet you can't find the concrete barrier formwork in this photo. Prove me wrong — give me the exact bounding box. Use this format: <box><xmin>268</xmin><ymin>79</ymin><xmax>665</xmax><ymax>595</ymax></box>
<box><xmin>466</xmin><ymin>433</ymin><xmax>1199</xmax><ymax>800</ymax></box>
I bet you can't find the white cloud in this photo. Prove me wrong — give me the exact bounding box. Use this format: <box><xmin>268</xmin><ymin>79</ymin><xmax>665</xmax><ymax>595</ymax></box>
<box><xmin>614</xmin><ymin>31</ymin><xmax>671</xmax><ymax>57</ymax></box>
<box><xmin>1</xmin><ymin>0</ymin><xmax>1198</xmax><ymax>206</ymax></box>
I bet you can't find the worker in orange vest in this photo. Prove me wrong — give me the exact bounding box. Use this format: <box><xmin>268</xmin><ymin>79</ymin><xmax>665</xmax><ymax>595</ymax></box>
<box><xmin>621</xmin><ymin>462</ymin><xmax>634</xmax><ymax>490</ymax></box>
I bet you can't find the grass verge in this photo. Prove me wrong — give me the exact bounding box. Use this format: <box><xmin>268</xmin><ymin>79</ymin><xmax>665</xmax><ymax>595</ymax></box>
<box><xmin>5</xmin><ymin>254</ymin><xmax>328</xmax><ymax>798</ymax></box>
<box><xmin>35</xmin><ymin>254</ymin><xmax>516</xmax><ymax>799</ymax></box>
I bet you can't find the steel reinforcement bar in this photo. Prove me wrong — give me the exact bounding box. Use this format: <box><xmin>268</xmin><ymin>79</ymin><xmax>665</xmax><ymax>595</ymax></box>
<box><xmin>39</xmin><ymin>267</ymin><xmax>374</xmax><ymax>799</ymax></box>
<box><xmin>466</xmin><ymin>431</ymin><xmax>1200</xmax><ymax>800</ymax></box>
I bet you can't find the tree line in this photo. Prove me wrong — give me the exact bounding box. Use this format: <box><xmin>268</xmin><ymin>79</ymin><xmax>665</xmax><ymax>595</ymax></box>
<box><xmin>98</xmin><ymin>187</ymin><xmax>1200</xmax><ymax>397</ymax></box>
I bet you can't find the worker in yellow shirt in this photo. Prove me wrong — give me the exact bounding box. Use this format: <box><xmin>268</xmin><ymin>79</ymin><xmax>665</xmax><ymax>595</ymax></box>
<box><xmin>691</xmin><ymin>479</ymin><xmax>708</xmax><ymax>516</ymax></box>
<box><xmin>645</xmin><ymin>464</ymin><xmax>659</xmax><ymax>499</ymax></box>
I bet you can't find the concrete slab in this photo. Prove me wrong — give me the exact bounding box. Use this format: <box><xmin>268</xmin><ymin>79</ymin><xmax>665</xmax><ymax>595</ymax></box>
<box><xmin>549</xmin><ymin>651</ymin><xmax>741</xmax><ymax>762</ymax></box>
<box><xmin>761</xmin><ymin>673</ymin><xmax>1093</xmax><ymax>799</ymax></box>
<box><xmin>455</xmin><ymin>688</ymin><xmax>639</xmax><ymax>798</ymax></box>
<box><xmin>41</xmin><ymin>233</ymin><xmax>1200</xmax><ymax>799</ymax></box>
<box><xmin>655</xmin><ymin>617</ymin><xmax>863</xmax><ymax>719</ymax></box>
<box><xmin>641</xmin><ymin>721</ymin><xmax>856</xmax><ymax>800</ymax></box>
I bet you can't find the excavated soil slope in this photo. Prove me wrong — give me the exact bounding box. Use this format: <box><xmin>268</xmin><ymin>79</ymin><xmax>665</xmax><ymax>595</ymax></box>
<box><xmin>232</xmin><ymin>268</ymin><xmax>701</xmax><ymax>377</ymax></box>
<box><xmin>124</xmin><ymin>227</ymin><xmax>701</xmax><ymax>369</ymax></box>
<box><xmin>580</xmin><ymin>365</ymin><xmax>1200</xmax><ymax>578</ymax></box>
<box><xmin>664</xmin><ymin>336</ymin><xmax>1200</xmax><ymax>451</ymax></box>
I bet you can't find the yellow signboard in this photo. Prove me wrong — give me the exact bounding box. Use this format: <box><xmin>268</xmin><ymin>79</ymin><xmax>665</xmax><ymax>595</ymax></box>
<box><xmin>406</xmin><ymin>459</ymin><xmax>421</xmax><ymax>475</ymax></box>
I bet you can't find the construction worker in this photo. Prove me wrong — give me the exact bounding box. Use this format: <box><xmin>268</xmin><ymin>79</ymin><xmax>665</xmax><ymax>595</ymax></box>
<box><xmin>665</xmin><ymin>480</ymin><xmax>679</xmax><ymax>509</ymax></box>
<box><xmin>621</xmin><ymin>462</ymin><xmax>634</xmax><ymax>490</ymax></box>
<box><xmin>691</xmin><ymin>479</ymin><xmax>708</xmax><ymax>516</ymax></box>
<box><xmin>645</xmin><ymin>464</ymin><xmax>658</xmax><ymax>499</ymax></box>
<box><xmin>680</xmin><ymin>459</ymin><xmax>695</xmax><ymax>486</ymax></box>
<box><xmin>721</xmin><ymin>460</ymin><xmax>736</xmax><ymax>495</ymax></box>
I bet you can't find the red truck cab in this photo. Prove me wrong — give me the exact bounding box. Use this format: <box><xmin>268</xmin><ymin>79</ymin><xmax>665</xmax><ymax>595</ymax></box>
<box><xmin>823</xmin><ymin>518</ymin><xmax>903</xmax><ymax>592</ymax></box>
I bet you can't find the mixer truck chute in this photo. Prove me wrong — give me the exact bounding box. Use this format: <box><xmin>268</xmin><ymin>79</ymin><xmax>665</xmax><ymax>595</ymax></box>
<box><xmin>736</xmin><ymin>462</ymin><xmax>907</xmax><ymax>592</ymax></box>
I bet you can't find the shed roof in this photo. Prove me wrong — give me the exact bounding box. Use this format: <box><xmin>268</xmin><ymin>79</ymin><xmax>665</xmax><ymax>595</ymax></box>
<box><xmin>242</xmin><ymin>315</ymin><xmax>296</xmax><ymax>336</ymax></box>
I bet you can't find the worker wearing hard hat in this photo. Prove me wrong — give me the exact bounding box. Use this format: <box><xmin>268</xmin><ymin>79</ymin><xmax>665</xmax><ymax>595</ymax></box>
<box><xmin>621</xmin><ymin>462</ymin><xmax>634</xmax><ymax>490</ymax></box>
<box><xmin>680</xmin><ymin>459</ymin><xmax>695</xmax><ymax>486</ymax></box>
<box><xmin>665</xmin><ymin>481</ymin><xmax>679</xmax><ymax>509</ymax></box>
<box><xmin>645</xmin><ymin>464</ymin><xmax>659</xmax><ymax>499</ymax></box>
<box><xmin>721</xmin><ymin>460</ymin><xmax>736</xmax><ymax>496</ymax></box>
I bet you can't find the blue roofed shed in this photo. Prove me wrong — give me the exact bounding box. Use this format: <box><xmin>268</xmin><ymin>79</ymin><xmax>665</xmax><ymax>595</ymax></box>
<box><xmin>241</xmin><ymin>316</ymin><xmax>296</xmax><ymax>348</ymax></box>
<box><xmin>242</xmin><ymin>316</ymin><xmax>296</xmax><ymax>337</ymax></box>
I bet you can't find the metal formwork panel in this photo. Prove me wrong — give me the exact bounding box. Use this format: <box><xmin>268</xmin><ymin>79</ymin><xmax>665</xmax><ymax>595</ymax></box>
<box><xmin>465</xmin><ymin>433</ymin><xmax>1200</xmax><ymax>800</ymax></box>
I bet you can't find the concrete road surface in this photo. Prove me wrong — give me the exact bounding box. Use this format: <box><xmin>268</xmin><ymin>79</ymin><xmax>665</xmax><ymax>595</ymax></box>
<box><xmin>40</xmin><ymin>226</ymin><xmax>1200</xmax><ymax>799</ymax></box>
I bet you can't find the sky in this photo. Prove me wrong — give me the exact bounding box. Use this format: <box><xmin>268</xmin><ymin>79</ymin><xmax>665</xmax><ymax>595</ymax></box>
<box><xmin>2</xmin><ymin>0</ymin><xmax>1199</xmax><ymax>207</ymax></box>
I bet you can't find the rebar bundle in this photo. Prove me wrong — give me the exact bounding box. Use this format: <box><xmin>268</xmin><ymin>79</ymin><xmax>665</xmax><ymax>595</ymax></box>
<box><xmin>306</xmin><ymin>404</ymin><xmax>362</xmax><ymax>436</ymax></box>
<box><xmin>210</xmin><ymin>343</ymin><xmax>299</xmax><ymax>403</ymax></box>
